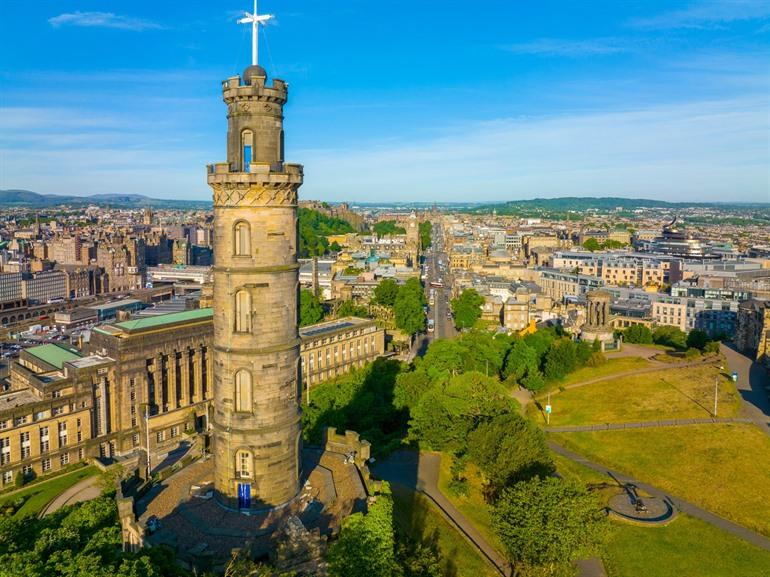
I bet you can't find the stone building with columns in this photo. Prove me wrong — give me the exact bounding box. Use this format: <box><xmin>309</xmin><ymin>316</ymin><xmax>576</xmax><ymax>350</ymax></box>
<box><xmin>580</xmin><ymin>289</ymin><xmax>616</xmax><ymax>348</ymax></box>
<box><xmin>88</xmin><ymin>308</ymin><xmax>213</xmax><ymax>460</ymax></box>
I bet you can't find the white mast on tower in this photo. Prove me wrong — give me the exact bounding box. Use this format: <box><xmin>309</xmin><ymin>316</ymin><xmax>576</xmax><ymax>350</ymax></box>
<box><xmin>237</xmin><ymin>0</ymin><xmax>274</xmax><ymax>66</ymax></box>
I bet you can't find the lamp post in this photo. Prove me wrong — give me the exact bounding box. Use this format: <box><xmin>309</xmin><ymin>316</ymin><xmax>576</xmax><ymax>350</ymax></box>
<box><xmin>714</xmin><ymin>365</ymin><xmax>724</xmax><ymax>417</ymax></box>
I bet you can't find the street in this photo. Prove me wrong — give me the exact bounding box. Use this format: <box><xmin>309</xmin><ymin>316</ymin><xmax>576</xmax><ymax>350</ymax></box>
<box><xmin>414</xmin><ymin>222</ymin><xmax>455</xmax><ymax>358</ymax></box>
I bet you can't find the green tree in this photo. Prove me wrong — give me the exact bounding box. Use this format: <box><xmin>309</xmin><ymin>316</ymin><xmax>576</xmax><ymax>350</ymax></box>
<box><xmin>393</xmin><ymin>366</ymin><xmax>435</xmax><ymax>412</ymax></box>
<box><xmin>298</xmin><ymin>207</ymin><xmax>354</xmax><ymax>258</ymax></box>
<box><xmin>408</xmin><ymin>372</ymin><xmax>516</xmax><ymax>452</ymax></box>
<box><xmin>373</xmin><ymin>220</ymin><xmax>407</xmax><ymax>236</ymax></box>
<box><xmin>329</xmin><ymin>240</ymin><xmax>342</xmax><ymax>252</ymax></box>
<box><xmin>418</xmin><ymin>221</ymin><xmax>433</xmax><ymax>251</ymax></box>
<box><xmin>492</xmin><ymin>477</ymin><xmax>608</xmax><ymax>576</ymax></box>
<box><xmin>686</xmin><ymin>329</ymin><xmax>709</xmax><ymax>351</ymax></box>
<box><xmin>373</xmin><ymin>278</ymin><xmax>400</xmax><ymax>307</ymax></box>
<box><xmin>468</xmin><ymin>413</ymin><xmax>554</xmax><ymax>500</ymax></box>
<box><xmin>623</xmin><ymin>325</ymin><xmax>653</xmax><ymax>344</ymax></box>
<box><xmin>394</xmin><ymin>278</ymin><xmax>426</xmax><ymax>337</ymax></box>
<box><xmin>337</xmin><ymin>300</ymin><xmax>369</xmax><ymax>318</ymax></box>
<box><xmin>582</xmin><ymin>237</ymin><xmax>601</xmax><ymax>252</ymax></box>
<box><xmin>543</xmin><ymin>339</ymin><xmax>578</xmax><ymax>381</ymax></box>
<box><xmin>299</xmin><ymin>289</ymin><xmax>324</xmax><ymax>327</ymax></box>
<box><xmin>653</xmin><ymin>325</ymin><xmax>687</xmax><ymax>350</ymax></box>
<box><xmin>450</xmin><ymin>289</ymin><xmax>484</xmax><ymax>330</ymax></box>
<box><xmin>602</xmin><ymin>239</ymin><xmax>625</xmax><ymax>249</ymax></box>
<box><xmin>328</xmin><ymin>485</ymin><xmax>397</xmax><ymax>577</ymax></box>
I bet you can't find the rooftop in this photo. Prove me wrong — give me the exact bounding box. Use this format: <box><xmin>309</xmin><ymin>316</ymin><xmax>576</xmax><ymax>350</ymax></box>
<box><xmin>299</xmin><ymin>316</ymin><xmax>372</xmax><ymax>339</ymax></box>
<box><xmin>26</xmin><ymin>343</ymin><xmax>81</xmax><ymax>369</ymax></box>
<box><xmin>0</xmin><ymin>389</ymin><xmax>39</xmax><ymax>411</ymax></box>
<box><xmin>88</xmin><ymin>298</ymin><xmax>143</xmax><ymax>312</ymax></box>
<box><xmin>94</xmin><ymin>307</ymin><xmax>213</xmax><ymax>335</ymax></box>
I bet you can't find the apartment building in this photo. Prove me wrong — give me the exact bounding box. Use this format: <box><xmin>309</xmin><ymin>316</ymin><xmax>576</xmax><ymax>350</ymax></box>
<box><xmin>299</xmin><ymin>317</ymin><xmax>385</xmax><ymax>388</ymax></box>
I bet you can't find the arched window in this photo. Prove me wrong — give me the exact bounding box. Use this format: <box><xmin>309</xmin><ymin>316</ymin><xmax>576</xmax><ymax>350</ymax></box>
<box><xmin>235</xmin><ymin>290</ymin><xmax>251</xmax><ymax>332</ymax></box>
<box><xmin>241</xmin><ymin>130</ymin><xmax>253</xmax><ymax>172</ymax></box>
<box><xmin>234</xmin><ymin>369</ymin><xmax>252</xmax><ymax>412</ymax></box>
<box><xmin>236</xmin><ymin>449</ymin><xmax>252</xmax><ymax>478</ymax></box>
<box><xmin>234</xmin><ymin>221</ymin><xmax>250</xmax><ymax>256</ymax></box>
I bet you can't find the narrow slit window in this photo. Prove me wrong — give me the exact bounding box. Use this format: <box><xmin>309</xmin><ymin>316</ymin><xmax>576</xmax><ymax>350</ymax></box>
<box><xmin>242</xmin><ymin>130</ymin><xmax>253</xmax><ymax>172</ymax></box>
<box><xmin>234</xmin><ymin>369</ymin><xmax>252</xmax><ymax>412</ymax></box>
<box><xmin>234</xmin><ymin>221</ymin><xmax>250</xmax><ymax>256</ymax></box>
<box><xmin>235</xmin><ymin>290</ymin><xmax>251</xmax><ymax>332</ymax></box>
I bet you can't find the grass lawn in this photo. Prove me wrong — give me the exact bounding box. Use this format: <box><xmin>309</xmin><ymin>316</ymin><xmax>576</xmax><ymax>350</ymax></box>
<box><xmin>551</xmin><ymin>423</ymin><xmax>770</xmax><ymax>536</ymax></box>
<box><xmin>0</xmin><ymin>465</ymin><xmax>98</xmax><ymax>518</ymax></box>
<box><xmin>553</xmin><ymin>448</ymin><xmax>770</xmax><ymax>576</ymax></box>
<box><xmin>530</xmin><ymin>363</ymin><xmax>738</xmax><ymax>426</ymax></box>
<box><xmin>436</xmin><ymin>453</ymin><xmax>505</xmax><ymax>553</ymax></box>
<box><xmin>391</xmin><ymin>483</ymin><xmax>498</xmax><ymax>577</ymax></box>
<box><xmin>555</xmin><ymin>356</ymin><xmax>652</xmax><ymax>389</ymax></box>
<box><xmin>605</xmin><ymin>514</ymin><xmax>770</xmax><ymax>577</ymax></box>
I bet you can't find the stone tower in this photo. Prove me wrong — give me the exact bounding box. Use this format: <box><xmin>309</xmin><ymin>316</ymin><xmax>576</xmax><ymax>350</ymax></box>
<box><xmin>580</xmin><ymin>289</ymin><xmax>614</xmax><ymax>348</ymax></box>
<box><xmin>207</xmin><ymin>63</ymin><xmax>304</xmax><ymax>509</ymax></box>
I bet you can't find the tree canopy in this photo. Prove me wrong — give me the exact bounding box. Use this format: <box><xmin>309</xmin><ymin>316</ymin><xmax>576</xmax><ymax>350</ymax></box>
<box><xmin>394</xmin><ymin>278</ymin><xmax>426</xmax><ymax>337</ymax></box>
<box><xmin>419</xmin><ymin>221</ymin><xmax>433</xmax><ymax>251</ymax></box>
<box><xmin>328</xmin><ymin>486</ymin><xmax>397</xmax><ymax>577</ymax></box>
<box><xmin>373</xmin><ymin>220</ymin><xmax>407</xmax><ymax>236</ymax></box>
<box><xmin>373</xmin><ymin>278</ymin><xmax>400</xmax><ymax>308</ymax></box>
<box><xmin>450</xmin><ymin>289</ymin><xmax>484</xmax><ymax>330</ymax></box>
<box><xmin>337</xmin><ymin>300</ymin><xmax>369</xmax><ymax>318</ymax></box>
<box><xmin>0</xmin><ymin>496</ymin><xmax>187</xmax><ymax>577</ymax></box>
<box><xmin>299</xmin><ymin>289</ymin><xmax>324</xmax><ymax>327</ymax></box>
<box><xmin>492</xmin><ymin>477</ymin><xmax>608</xmax><ymax>575</ymax></box>
<box><xmin>468</xmin><ymin>413</ymin><xmax>554</xmax><ymax>499</ymax></box>
<box><xmin>408</xmin><ymin>371</ymin><xmax>515</xmax><ymax>452</ymax></box>
<box><xmin>623</xmin><ymin>324</ymin><xmax>653</xmax><ymax>344</ymax></box>
<box><xmin>298</xmin><ymin>208</ymin><xmax>354</xmax><ymax>258</ymax></box>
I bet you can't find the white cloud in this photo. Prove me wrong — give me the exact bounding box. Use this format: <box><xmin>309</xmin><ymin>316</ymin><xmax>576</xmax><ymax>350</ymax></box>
<box><xmin>48</xmin><ymin>11</ymin><xmax>162</xmax><ymax>31</ymax></box>
<box><xmin>630</xmin><ymin>0</ymin><xmax>770</xmax><ymax>30</ymax></box>
<box><xmin>502</xmin><ymin>38</ymin><xmax>630</xmax><ymax>57</ymax></box>
<box><xmin>296</xmin><ymin>97</ymin><xmax>770</xmax><ymax>203</ymax></box>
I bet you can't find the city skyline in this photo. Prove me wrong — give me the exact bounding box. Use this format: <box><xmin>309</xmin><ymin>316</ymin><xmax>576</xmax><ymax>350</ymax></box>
<box><xmin>1</xmin><ymin>0</ymin><xmax>769</xmax><ymax>202</ymax></box>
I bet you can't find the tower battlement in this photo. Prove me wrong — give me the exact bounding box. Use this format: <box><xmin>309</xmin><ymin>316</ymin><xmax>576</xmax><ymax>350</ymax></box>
<box><xmin>222</xmin><ymin>74</ymin><xmax>288</xmax><ymax>105</ymax></box>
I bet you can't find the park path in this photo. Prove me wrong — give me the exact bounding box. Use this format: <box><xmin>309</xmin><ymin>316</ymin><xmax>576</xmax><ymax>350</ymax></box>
<box><xmin>39</xmin><ymin>476</ymin><xmax>102</xmax><ymax>517</ymax></box>
<box><xmin>372</xmin><ymin>451</ymin><xmax>512</xmax><ymax>577</ymax></box>
<box><xmin>545</xmin><ymin>416</ymin><xmax>752</xmax><ymax>433</ymax></box>
<box><xmin>544</xmin><ymin>356</ymin><xmax>716</xmax><ymax>398</ymax></box>
<box><xmin>549</xmin><ymin>441</ymin><xmax>770</xmax><ymax>553</ymax></box>
<box><xmin>721</xmin><ymin>343</ymin><xmax>770</xmax><ymax>439</ymax></box>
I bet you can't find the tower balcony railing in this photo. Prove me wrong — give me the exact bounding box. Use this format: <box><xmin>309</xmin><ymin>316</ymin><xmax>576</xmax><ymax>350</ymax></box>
<box><xmin>207</xmin><ymin>162</ymin><xmax>303</xmax><ymax>177</ymax></box>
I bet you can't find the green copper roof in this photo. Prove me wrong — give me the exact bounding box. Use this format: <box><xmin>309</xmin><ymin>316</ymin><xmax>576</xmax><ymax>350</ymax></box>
<box><xmin>111</xmin><ymin>307</ymin><xmax>213</xmax><ymax>333</ymax></box>
<box><xmin>27</xmin><ymin>344</ymin><xmax>82</xmax><ymax>369</ymax></box>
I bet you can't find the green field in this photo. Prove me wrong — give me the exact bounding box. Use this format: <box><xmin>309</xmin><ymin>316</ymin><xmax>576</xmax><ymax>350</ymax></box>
<box><xmin>552</xmin><ymin>423</ymin><xmax>770</xmax><ymax>536</ymax></box>
<box><xmin>436</xmin><ymin>454</ymin><xmax>505</xmax><ymax>553</ymax></box>
<box><xmin>605</xmin><ymin>515</ymin><xmax>770</xmax><ymax>577</ymax></box>
<box><xmin>530</xmin><ymin>363</ymin><xmax>738</xmax><ymax>426</ymax></box>
<box><xmin>391</xmin><ymin>483</ymin><xmax>498</xmax><ymax>577</ymax></box>
<box><xmin>554</xmin><ymin>356</ymin><xmax>652</xmax><ymax>388</ymax></box>
<box><xmin>553</xmin><ymin>448</ymin><xmax>770</xmax><ymax>576</ymax></box>
<box><xmin>0</xmin><ymin>465</ymin><xmax>97</xmax><ymax>518</ymax></box>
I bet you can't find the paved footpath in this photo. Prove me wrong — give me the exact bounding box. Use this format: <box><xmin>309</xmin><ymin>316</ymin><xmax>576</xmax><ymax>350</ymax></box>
<box><xmin>549</xmin><ymin>441</ymin><xmax>770</xmax><ymax>553</ymax></box>
<box><xmin>39</xmin><ymin>476</ymin><xmax>102</xmax><ymax>517</ymax></box>
<box><xmin>721</xmin><ymin>343</ymin><xmax>770</xmax><ymax>439</ymax></box>
<box><xmin>546</xmin><ymin>416</ymin><xmax>752</xmax><ymax>433</ymax></box>
<box><xmin>372</xmin><ymin>451</ymin><xmax>512</xmax><ymax>577</ymax></box>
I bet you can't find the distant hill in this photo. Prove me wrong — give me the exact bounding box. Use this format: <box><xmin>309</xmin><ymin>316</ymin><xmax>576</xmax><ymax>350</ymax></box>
<box><xmin>0</xmin><ymin>189</ymin><xmax>211</xmax><ymax>209</ymax></box>
<box><xmin>471</xmin><ymin>196</ymin><xmax>770</xmax><ymax>215</ymax></box>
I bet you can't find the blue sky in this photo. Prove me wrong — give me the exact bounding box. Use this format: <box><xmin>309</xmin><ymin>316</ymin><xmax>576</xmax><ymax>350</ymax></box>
<box><xmin>1</xmin><ymin>0</ymin><xmax>769</xmax><ymax>203</ymax></box>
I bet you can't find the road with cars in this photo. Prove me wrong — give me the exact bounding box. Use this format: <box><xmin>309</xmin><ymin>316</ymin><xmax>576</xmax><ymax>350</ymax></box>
<box><xmin>413</xmin><ymin>222</ymin><xmax>455</xmax><ymax>358</ymax></box>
